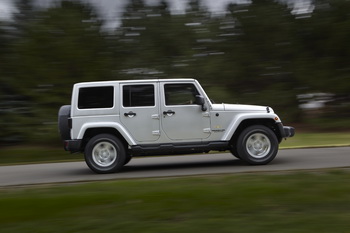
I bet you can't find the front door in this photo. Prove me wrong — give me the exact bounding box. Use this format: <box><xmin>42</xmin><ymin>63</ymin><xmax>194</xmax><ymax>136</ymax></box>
<box><xmin>120</xmin><ymin>83</ymin><xmax>160</xmax><ymax>142</ymax></box>
<box><xmin>160</xmin><ymin>82</ymin><xmax>211</xmax><ymax>141</ymax></box>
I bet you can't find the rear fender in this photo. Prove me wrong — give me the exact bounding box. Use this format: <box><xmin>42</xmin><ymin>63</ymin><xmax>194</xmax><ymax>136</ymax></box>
<box><xmin>77</xmin><ymin>122</ymin><xmax>136</xmax><ymax>145</ymax></box>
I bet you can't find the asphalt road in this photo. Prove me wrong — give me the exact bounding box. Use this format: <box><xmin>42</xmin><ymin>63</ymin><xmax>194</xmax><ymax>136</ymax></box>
<box><xmin>0</xmin><ymin>147</ymin><xmax>349</xmax><ymax>187</ymax></box>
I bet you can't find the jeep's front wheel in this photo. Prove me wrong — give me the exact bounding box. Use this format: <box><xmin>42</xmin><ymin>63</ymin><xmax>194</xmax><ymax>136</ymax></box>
<box><xmin>236</xmin><ymin>125</ymin><xmax>278</xmax><ymax>165</ymax></box>
<box><xmin>84</xmin><ymin>134</ymin><xmax>126</xmax><ymax>173</ymax></box>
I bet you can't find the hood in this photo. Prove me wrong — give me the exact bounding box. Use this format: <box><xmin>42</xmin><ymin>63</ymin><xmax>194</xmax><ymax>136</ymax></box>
<box><xmin>212</xmin><ymin>103</ymin><xmax>274</xmax><ymax>113</ymax></box>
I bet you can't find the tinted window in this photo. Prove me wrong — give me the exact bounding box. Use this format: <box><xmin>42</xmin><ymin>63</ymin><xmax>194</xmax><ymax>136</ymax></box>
<box><xmin>78</xmin><ymin>86</ymin><xmax>114</xmax><ymax>109</ymax></box>
<box><xmin>123</xmin><ymin>85</ymin><xmax>155</xmax><ymax>107</ymax></box>
<box><xmin>164</xmin><ymin>84</ymin><xmax>200</xmax><ymax>105</ymax></box>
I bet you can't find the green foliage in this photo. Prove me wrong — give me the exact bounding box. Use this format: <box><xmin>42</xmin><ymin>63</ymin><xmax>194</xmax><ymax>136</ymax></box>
<box><xmin>12</xmin><ymin>1</ymin><xmax>111</xmax><ymax>100</ymax></box>
<box><xmin>295</xmin><ymin>0</ymin><xmax>350</xmax><ymax>94</ymax></box>
<box><xmin>2</xmin><ymin>1</ymin><xmax>115</xmax><ymax>143</ymax></box>
<box><xmin>0</xmin><ymin>0</ymin><xmax>349</xmax><ymax>144</ymax></box>
<box><xmin>223</xmin><ymin>1</ymin><xmax>302</xmax><ymax>121</ymax></box>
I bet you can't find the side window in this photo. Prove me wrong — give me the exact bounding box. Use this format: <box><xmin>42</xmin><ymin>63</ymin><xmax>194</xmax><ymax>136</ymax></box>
<box><xmin>78</xmin><ymin>86</ymin><xmax>114</xmax><ymax>109</ymax></box>
<box><xmin>164</xmin><ymin>84</ymin><xmax>200</xmax><ymax>105</ymax></box>
<box><xmin>123</xmin><ymin>85</ymin><xmax>155</xmax><ymax>107</ymax></box>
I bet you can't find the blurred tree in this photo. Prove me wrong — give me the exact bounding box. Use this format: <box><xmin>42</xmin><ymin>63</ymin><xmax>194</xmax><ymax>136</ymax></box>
<box><xmin>184</xmin><ymin>0</ymin><xmax>240</xmax><ymax>100</ymax></box>
<box><xmin>224</xmin><ymin>0</ymin><xmax>302</xmax><ymax>121</ymax></box>
<box><xmin>142</xmin><ymin>0</ymin><xmax>197</xmax><ymax>77</ymax></box>
<box><xmin>1</xmin><ymin>0</ymin><xmax>349</xmax><ymax>144</ymax></box>
<box><xmin>296</xmin><ymin>0</ymin><xmax>350</xmax><ymax>92</ymax></box>
<box><xmin>9</xmin><ymin>0</ymin><xmax>112</xmax><ymax>142</ymax></box>
<box><xmin>0</xmin><ymin>0</ymin><xmax>35</xmax><ymax>144</ymax></box>
<box><xmin>0</xmin><ymin>22</ymin><xmax>10</xmax><ymax>82</ymax></box>
<box><xmin>13</xmin><ymin>1</ymin><xmax>111</xmax><ymax>95</ymax></box>
<box><xmin>295</xmin><ymin>0</ymin><xmax>350</xmax><ymax>121</ymax></box>
<box><xmin>117</xmin><ymin>0</ymin><xmax>196</xmax><ymax>79</ymax></box>
<box><xmin>0</xmin><ymin>21</ymin><xmax>15</xmax><ymax>143</ymax></box>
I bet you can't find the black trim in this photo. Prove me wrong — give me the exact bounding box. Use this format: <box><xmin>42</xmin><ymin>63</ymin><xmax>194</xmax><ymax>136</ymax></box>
<box><xmin>277</xmin><ymin>123</ymin><xmax>295</xmax><ymax>138</ymax></box>
<box><xmin>124</xmin><ymin>111</ymin><xmax>137</xmax><ymax>117</ymax></box>
<box><xmin>130</xmin><ymin>141</ymin><xmax>229</xmax><ymax>156</ymax></box>
<box><xmin>283</xmin><ymin>126</ymin><xmax>295</xmax><ymax>138</ymax></box>
<box><xmin>64</xmin><ymin>139</ymin><xmax>82</xmax><ymax>153</ymax></box>
<box><xmin>68</xmin><ymin>118</ymin><xmax>72</xmax><ymax>129</ymax></box>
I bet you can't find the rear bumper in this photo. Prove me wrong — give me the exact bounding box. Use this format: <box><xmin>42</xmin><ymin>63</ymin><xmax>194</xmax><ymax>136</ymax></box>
<box><xmin>277</xmin><ymin>123</ymin><xmax>295</xmax><ymax>138</ymax></box>
<box><xmin>63</xmin><ymin>139</ymin><xmax>82</xmax><ymax>153</ymax></box>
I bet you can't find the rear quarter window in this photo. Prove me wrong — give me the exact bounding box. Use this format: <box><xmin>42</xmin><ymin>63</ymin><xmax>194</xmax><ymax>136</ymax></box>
<box><xmin>78</xmin><ymin>86</ymin><xmax>114</xmax><ymax>109</ymax></box>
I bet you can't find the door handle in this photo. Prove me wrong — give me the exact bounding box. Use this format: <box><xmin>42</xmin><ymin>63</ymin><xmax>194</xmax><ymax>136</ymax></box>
<box><xmin>124</xmin><ymin>111</ymin><xmax>136</xmax><ymax>118</ymax></box>
<box><xmin>163</xmin><ymin>110</ymin><xmax>175</xmax><ymax>116</ymax></box>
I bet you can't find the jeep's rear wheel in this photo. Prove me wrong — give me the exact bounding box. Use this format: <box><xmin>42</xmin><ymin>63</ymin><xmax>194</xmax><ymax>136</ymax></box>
<box><xmin>236</xmin><ymin>125</ymin><xmax>278</xmax><ymax>165</ymax></box>
<box><xmin>84</xmin><ymin>134</ymin><xmax>126</xmax><ymax>173</ymax></box>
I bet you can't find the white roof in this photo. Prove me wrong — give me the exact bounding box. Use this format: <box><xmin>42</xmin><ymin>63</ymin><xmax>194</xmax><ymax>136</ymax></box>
<box><xmin>74</xmin><ymin>78</ymin><xmax>196</xmax><ymax>87</ymax></box>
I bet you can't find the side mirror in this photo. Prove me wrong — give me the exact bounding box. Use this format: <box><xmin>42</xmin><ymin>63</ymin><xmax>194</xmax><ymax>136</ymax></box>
<box><xmin>195</xmin><ymin>95</ymin><xmax>207</xmax><ymax>111</ymax></box>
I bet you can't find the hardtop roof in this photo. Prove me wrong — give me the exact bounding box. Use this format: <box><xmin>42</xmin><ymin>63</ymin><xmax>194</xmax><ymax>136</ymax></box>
<box><xmin>74</xmin><ymin>78</ymin><xmax>197</xmax><ymax>87</ymax></box>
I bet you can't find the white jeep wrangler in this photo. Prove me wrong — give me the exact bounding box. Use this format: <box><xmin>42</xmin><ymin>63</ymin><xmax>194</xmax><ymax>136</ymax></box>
<box><xmin>58</xmin><ymin>79</ymin><xmax>294</xmax><ymax>173</ymax></box>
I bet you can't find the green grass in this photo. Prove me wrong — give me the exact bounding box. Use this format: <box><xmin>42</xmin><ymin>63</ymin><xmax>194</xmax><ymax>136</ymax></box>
<box><xmin>280</xmin><ymin>132</ymin><xmax>350</xmax><ymax>149</ymax></box>
<box><xmin>0</xmin><ymin>146</ymin><xmax>82</xmax><ymax>165</ymax></box>
<box><xmin>1</xmin><ymin>171</ymin><xmax>350</xmax><ymax>232</ymax></box>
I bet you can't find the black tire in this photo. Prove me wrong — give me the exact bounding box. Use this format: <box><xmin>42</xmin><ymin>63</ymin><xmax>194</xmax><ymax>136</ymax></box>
<box><xmin>236</xmin><ymin>125</ymin><xmax>278</xmax><ymax>165</ymax></box>
<box><xmin>124</xmin><ymin>155</ymin><xmax>132</xmax><ymax>165</ymax></box>
<box><xmin>84</xmin><ymin>134</ymin><xmax>126</xmax><ymax>174</ymax></box>
<box><xmin>230</xmin><ymin>145</ymin><xmax>240</xmax><ymax>159</ymax></box>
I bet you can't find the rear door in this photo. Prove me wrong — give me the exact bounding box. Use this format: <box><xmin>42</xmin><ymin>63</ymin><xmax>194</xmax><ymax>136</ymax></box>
<box><xmin>120</xmin><ymin>83</ymin><xmax>160</xmax><ymax>142</ymax></box>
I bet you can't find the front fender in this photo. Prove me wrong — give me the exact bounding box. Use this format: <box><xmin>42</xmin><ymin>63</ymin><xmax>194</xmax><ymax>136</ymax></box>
<box><xmin>221</xmin><ymin>113</ymin><xmax>281</xmax><ymax>141</ymax></box>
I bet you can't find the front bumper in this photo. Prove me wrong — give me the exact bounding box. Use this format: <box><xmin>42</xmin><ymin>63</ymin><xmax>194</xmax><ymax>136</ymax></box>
<box><xmin>63</xmin><ymin>139</ymin><xmax>82</xmax><ymax>153</ymax></box>
<box><xmin>277</xmin><ymin>123</ymin><xmax>295</xmax><ymax>138</ymax></box>
<box><xmin>282</xmin><ymin>126</ymin><xmax>295</xmax><ymax>138</ymax></box>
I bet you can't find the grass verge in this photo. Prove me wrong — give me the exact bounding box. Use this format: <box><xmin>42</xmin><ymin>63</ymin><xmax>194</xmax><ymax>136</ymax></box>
<box><xmin>0</xmin><ymin>132</ymin><xmax>349</xmax><ymax>165</ymax></box>
<box><xmin>280</xmin><ymin>132</ymin><xmax>350</xmax><ymax>149</ymax></box>
<box><xmin>0</xmin><ymin>146</ymin><xmax>82</xmax><ymax>165</ymax></box>
<box><xmin>1</xmin><ymin>170</ymin><xmax>350</xmax><ymax>232</ymax></box>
